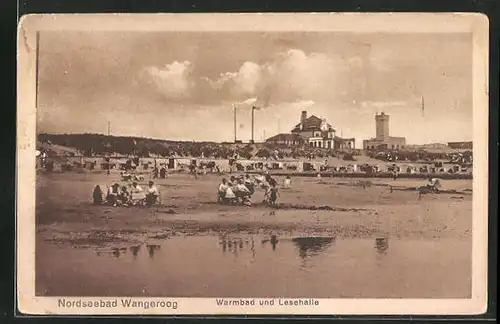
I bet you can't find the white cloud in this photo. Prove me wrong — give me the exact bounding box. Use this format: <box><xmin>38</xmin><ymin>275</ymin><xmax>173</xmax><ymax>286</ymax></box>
<box><xmin>206</xmin><ymin>48</ymin><xmax>345</xmax><ymax>106</ymax></box>
<box><xmin>140</xmin><ymin>61</ymin><xmax>194</xmax><ymax>99</ymax></box>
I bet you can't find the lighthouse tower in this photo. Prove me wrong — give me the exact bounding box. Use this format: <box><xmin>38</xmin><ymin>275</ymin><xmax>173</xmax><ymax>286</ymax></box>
<box><xmin>375</xmin><ymin>112</ymin><xmax>390</xmax><ymax>140</ymax></box>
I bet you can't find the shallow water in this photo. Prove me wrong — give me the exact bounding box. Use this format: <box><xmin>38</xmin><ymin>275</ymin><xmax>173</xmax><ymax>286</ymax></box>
<box><xmin>36</xmin><ymin>235</ymin><xmax>471</xmax><ymax>298</ymax></box>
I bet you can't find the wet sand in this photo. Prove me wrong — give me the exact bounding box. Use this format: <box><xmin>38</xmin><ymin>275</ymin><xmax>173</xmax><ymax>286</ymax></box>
<box><xmin>35</xmin><ymin>171</ymin><xmax>472</xmax><ymax>298</ymax></box>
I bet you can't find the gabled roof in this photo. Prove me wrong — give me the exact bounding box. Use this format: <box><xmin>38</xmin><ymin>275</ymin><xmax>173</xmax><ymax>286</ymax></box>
<box><xmin>291</xmin><ymin>115</ymin><xmax>334</xmax><ymax>133</ymax></box>
<box><xmin>266</xmin><ymin>133</ymin><xmax>303</xmax><ymax>142</ymax></box>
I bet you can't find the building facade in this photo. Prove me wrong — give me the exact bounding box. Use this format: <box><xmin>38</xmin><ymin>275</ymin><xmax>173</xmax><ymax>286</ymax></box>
<box><xmin>363</xmin><ymin>112</ymin><xmax>406</xmax><ymax>150</ymax></box>
<box><xmin>266</xmin><ymin>111</ymin><xmax>355</xmax><ymax>150</ymax></box>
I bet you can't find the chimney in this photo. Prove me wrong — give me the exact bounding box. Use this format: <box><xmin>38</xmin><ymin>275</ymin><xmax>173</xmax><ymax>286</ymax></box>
<box><xmin>301</xmin><ymin>111</ymin><xmax>307</xmax><ymax>124</ymax></box>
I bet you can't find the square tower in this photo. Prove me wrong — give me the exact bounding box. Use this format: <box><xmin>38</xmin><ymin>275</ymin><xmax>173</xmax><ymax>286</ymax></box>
<box><xmin>375</xmin><ymin>112</ymin><xmax>390</xmax><ymax>140</ymax></box>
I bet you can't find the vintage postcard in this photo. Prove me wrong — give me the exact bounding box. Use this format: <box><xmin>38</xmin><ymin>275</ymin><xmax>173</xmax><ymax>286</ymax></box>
<box><xmin>17</xmin><ymin>13</ymin><xmax>489</xmax><ymax>315</ymax></box>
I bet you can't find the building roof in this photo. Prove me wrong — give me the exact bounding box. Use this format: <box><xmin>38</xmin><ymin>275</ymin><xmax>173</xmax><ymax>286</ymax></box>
<box><xmin>265</xmin><ymin>133</ymin><xmax>303</xmax><ymax>142</ymax></box>
<box><xmin>334</xmin><ymin>136</ymin><xmax>356</xmax><ymax>142</ymax></box>
<box><xmin>364</xmin><ymin>136</ymin><xmax>405</xmax><ymax>142</ymax></box>
<box><xmin>290</xmin><ymin>115</ymin><xmax>334</xmax><ymax>133</ymax></box>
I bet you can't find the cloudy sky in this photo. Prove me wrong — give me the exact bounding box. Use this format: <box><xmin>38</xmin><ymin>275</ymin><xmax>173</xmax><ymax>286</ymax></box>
<box><xmin>37</xmin><ymin>31</ymin><xmax>472</xmax><ymax>144</ymax></box>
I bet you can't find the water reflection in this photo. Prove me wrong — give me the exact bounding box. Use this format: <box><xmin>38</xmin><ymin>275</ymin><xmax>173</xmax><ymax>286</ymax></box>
<box><xmin>374</xmin><ymin>237</ymin><xmax>389</xmax><ymax>255</ymax></box>
<box><xmin>292</xmin><ymin>237</ymin><xmax>335</xmax><ymax>269</ymax></box>
<box><xmin>147</xmin><ymin>244</ymin><xmax>161</xmax><ymax>260</ymax></box>
<box><xmin>219</xmin><ymin>237</ymin><xmax>247</xmax><ymax>257</ymax></box>
<box><xmin>261</xmin><ymin>235</ymin><xmax>279</xmax><ymax>251</ymax></box>
<box><xmin>250</xmin><ymin>238</ymin><xmax>255</xmax><ymax>260</ymax></box>
<box><xmin>92</xmin><ymin>236</ymin><xmax>386</xmax><ymax>266</ymax></box>
<box><xmin>111</xmin><ymin>247</ymin><xmax>127</xmax><ymax>258</ymax></box>
<box><xmin>130</xmin><ymin>245</ymin><xmax>141</xmax><ymax>259</ymax></box>
<box><xmin>39</xmin><ymin>236</ymin><xmax>471</xmax><ymax>298</ymax></box>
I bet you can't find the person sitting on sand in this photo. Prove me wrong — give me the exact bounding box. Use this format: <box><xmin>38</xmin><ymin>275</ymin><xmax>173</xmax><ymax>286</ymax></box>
<box><xmin>218</xmin><ymin>178</ymin><xmax>229</xmax><ymax>203</ymax></box>
<box><xmin>234</xmin><ymin>178</ymin><xmax>252</xmax><ymax>198</ymax></box>
<box><xmin>145</xmin><ymin>181</ymin><xmax>160</xmax><ymax>206</ymax></box>
<box><xmin>131</xmin><ymin>181</ymin><xmax>143</xmax><ymax>192</ymax></box>
<box><xmin>225</xmin><ymin>182</ymin><xmax>237</xmax><ymax>203</ymax></box>
<box><xmin>130</xmin><ymin>181</ymin><xmax>146</xmax><ymax>205</ymax></box>
<box><xmin>106</xmin><ymin>183</ymin><xmax>121</xmax><ymax>206</ymax></box>
<box><xmin>427</xmin><ymin>177</ymin><xmax>442</xmax><ymax>192</ymax></box>
<box><xmin>92</xmin><ymin>185</ymin><xmax>104</xmax><ymax>205</ymax></box>
<box><xmin>121</xmin><ymin>171</ymin><xmax>132</xmax><ymax>181</ymax></box>
<box><xmin>120</xmin><ymin>186</ymin><xmax>131</xmax><ymax>206</ymax></box>
<box><xmin>244</xmin><ymin>174</ymin><xmax>255</xmax><ymax>195</ymax></box>
<box><xmin>283</xmin><ymin>176</ymin><xmax>292</xmax><ymax>189</ymax></box>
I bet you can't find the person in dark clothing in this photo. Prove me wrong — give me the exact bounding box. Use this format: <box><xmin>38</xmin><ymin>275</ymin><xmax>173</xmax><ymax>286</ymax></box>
<box><xmin>268</xmin><ymin>184</ymin><xmax>279</xmax><ymax>206</ymax></box>
<box><xmin>120</xmin><ymin>186</ymin><xmax>131</xmax><ymax>205</ymax></box>
<box><xmin>159</xmin><ymin>167</ymin><xmax>166</xmax><ymax>179</ymax></box>
<box><xmin>106</xmin><ymin>183</ymin><xmax>121</xmax><ymax>206</ymax></box>
<box><xmin>92</xmin><ymin>185</ymin><xmax>104</xmax><ymax>205</ymax></box>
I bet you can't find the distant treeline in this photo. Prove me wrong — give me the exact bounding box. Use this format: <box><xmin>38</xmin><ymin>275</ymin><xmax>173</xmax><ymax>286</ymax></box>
<box><xmin>36</xmin><ymin>133</ymin><xmax>261</xmax><ymax>159</ymax></box>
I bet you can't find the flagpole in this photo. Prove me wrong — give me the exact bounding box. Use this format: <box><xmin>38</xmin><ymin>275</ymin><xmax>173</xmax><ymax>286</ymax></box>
<box><xmin>233</xmin><ymin>105</ymin><xmax>237</xmax><ymax>143</ymax></box>
<box><xmin>35</xmin><ymin>31</ymin><xmax>40</xmax><ymax>110</ymax></box>
<box><xmin>251</xmin><ymin>106</ymin><xmax>255</xmax><ymax>144</ymax></box>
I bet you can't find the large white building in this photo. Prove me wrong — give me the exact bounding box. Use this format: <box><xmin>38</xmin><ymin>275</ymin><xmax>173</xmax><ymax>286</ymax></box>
<box><xmin>266</xmin><ymin>111</ymin><xmax>355</xmax><ymax>150</ymax></box>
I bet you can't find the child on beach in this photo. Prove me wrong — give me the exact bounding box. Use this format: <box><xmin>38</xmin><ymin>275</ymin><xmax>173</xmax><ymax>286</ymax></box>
<box><xmin>283</xmin><ymin>176</ymin><xmax>292</xmax><ymax>189</ymax></box>
<box><xmin>267</xmin><ymin>184</ymin><xmax>280</xmax><ymax>206</ymax></box>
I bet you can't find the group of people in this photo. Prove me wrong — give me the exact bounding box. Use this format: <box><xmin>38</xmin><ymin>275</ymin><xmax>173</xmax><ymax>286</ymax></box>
<box><xmin>217</xmin><ymin>173</ymin><xmax>287</xmax><ymax>206</ymax></box>
<box><xmin>93</xmin><ymin>180</ymin><xmax>160</xmax><ymax>207</ymax></box>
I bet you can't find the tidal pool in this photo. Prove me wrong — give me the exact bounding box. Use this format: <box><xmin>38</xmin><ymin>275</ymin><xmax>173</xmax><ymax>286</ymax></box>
<box><xmin>36</xmin><ymin>235</ymin><xmax>471</xmax><ymax>298</ymax></box>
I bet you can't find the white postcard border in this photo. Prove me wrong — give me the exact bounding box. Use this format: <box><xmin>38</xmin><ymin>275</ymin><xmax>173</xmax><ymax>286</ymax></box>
<box><xmin>16</xmin><ymin>13</ymin><xmax>489</xmax><ymax>315</ymax></box>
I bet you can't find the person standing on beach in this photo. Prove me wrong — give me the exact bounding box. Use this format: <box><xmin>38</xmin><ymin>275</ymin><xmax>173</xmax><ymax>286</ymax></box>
<box><xmin>267</xmin><ymin>183</ymin><xmax>280</xmax><ymax>206</ymax></box>
<box><xmin>105</xmin><ymin>157</ymin><xmax>111</xmax><ymax>175</ymax></box>
<box><xmin>392</xmin><ymin>168</ymin><xmax>398</xmax><ymax>180</ymax></box>
<box><xmin>263</xmin><ymin>174</ymin><xmax>277</xmax><ymax>202</ymax></box>
<box><xmin>217</xmin><ymin>178</ymin><xmax>229</xmax><ymax>203</ymax></box>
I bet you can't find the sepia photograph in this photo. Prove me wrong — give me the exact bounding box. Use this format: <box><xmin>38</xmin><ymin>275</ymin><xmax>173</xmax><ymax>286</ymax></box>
<box><xmin>17</xmin><ymin>13</ymin><xmax>489</xmax><ymax>315</ymax></box>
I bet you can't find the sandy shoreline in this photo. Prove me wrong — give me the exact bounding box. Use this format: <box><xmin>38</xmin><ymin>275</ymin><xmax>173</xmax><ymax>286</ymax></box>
<box><xmin>36</xmin><ymin>172</ymin><xmax>472</xmax><ymax>250</ymax></box>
